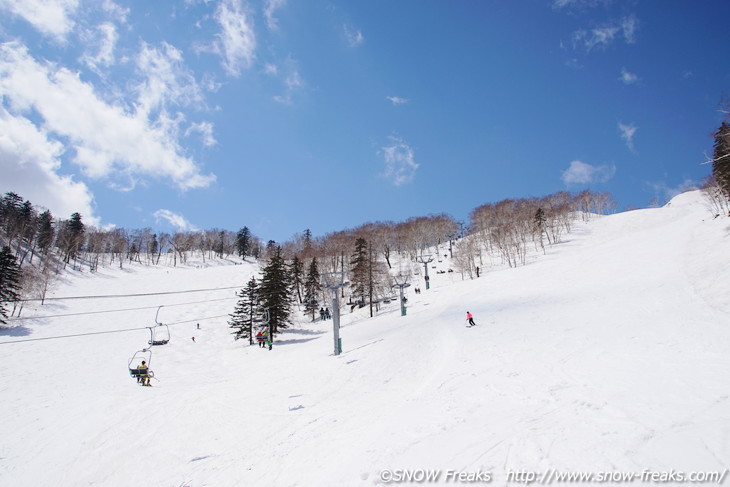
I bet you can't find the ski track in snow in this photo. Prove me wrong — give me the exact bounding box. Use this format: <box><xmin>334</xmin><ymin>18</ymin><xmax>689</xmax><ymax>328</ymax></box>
<box><xmin>1</xmin><ymin>191</ymin><xmax>730</xmax><ymax>486</ymax></box>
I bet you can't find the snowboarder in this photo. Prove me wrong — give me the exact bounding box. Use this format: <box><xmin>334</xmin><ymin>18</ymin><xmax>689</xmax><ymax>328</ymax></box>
<box><xmin>138</xmin><ymin>361</ymin><xmax>151</xmax><ymax>386</ymax></box>
<box><xmin>466</xmin><ymin>311</ymin><xmax>477</xmax><ymax>327</ymax></box>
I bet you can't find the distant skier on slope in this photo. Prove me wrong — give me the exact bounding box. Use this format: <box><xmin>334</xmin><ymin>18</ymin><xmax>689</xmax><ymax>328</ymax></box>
<box><xmin>466</xmin><ymin>311</ymin><xmax>477</xmax><ymax>327</ymax></box>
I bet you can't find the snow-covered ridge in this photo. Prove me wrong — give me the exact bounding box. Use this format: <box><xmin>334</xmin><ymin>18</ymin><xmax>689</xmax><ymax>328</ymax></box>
<box><xmin>1</xmin><ymin>190</ymin><xmax>729</xmax><ymax>487</ymax></box>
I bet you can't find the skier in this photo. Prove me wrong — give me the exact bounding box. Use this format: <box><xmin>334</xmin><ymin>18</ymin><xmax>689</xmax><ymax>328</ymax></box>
<box><xmin>466</xmin><ymin>311</ymin><xmax>477</xmax><ymax>327</ymax></box>
<box><xmin>319</xmin><ymin>308</ymin><xmax>326</xmax><ymax>321</ymax></box>
<box><xmin>197</xmin><ymin>323</ymin><xmax>200</xmax><ymax>329</ymax></box>
<box><xmin>325</xmin><ymin>307</ymin><xmax>331</xmax><ymax>319</ymax></box>
<box><xmin>256</xmin><ymin>331</ymin><xmax>264</xmax><ymax>348</ymax></box>
<box><xmin>138</xmin><ymin>361</ymin><xmax>151</xmax><ymax>386</ymax></box>
<box><xmin>192</xmin><ymin>336</ymin><xmax>195</xmax><ymax>342</ymax></box>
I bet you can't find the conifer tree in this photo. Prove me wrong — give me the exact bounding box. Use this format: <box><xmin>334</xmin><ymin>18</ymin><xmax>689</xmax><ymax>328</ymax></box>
<box><xmin>229</xmin><ymin>277</ymin><xmax>260</xmax><ymax>344</ymax></box>
<box><xmin>303</xmin><ymin>257</ymin><xmax>321</xmax><ymax>321</ymax></box>
<box><xmin>36</xmin><ymin>210</ymin><xmax>55</xmax><ymax>257</ymax></box>
<box><xmin>290</xmin><ymin>255</ymin><xmax>304</xmax><ymax>303</ymax></box>
<box><xmin>712</xmin><ymin>121</ymin><xmax>730</xmax><ymax>201</ymax></box>
<box><xmin>0</xmin><ymin>246</ymin><xmax>21</xmax><ymax>325</ymax></box>
<box><xmin>236</xmin><ymin>227</ymin><xmax>251</xmax><ymax>260</ymax></box>
<box><xmin>350</xmin><ymin>238</ymin><xmax>368</xmax><ymax>305</ymax></box>
<box><xmin>259</xmin><ymin>246</ymin><xmax>292</xmax><ymax>334</ymax></box>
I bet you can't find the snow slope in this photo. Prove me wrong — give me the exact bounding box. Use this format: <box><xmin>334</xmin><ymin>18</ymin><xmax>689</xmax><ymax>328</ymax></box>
<box><xmin>1</xmin><ymin>190</ymin><xmax>729</xmax><ymax>487</ymax></box>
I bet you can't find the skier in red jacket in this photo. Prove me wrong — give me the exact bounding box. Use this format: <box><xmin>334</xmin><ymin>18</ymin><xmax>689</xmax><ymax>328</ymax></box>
<box><xmin>466</xmin><ymin>311</ymin><xmax>477</xmax><ymax>327</ymax></box>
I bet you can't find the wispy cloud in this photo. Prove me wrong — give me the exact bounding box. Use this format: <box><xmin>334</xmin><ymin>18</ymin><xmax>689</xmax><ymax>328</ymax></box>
<box><xmin>153</xmin><ymin>209</ymin><xmax>197</xmax><ymax>232</ymax></box>
<box><xmin>185</xmin><ymin>121</ymin><xmax>217</xmax><ymax>147</ymax></box>
<box><xmin>134</xmin><ymin>41</ymin><xmax>207</xmax><ymax>116</ymax></box>
<box><xmin>621</xmin><ymin>14</ymin><xmax>639</xmax><ymax>44</ymax></box>
<box><xmin>619</xmin><ymin>68</ymin><xmax>639</xmax><ymax>85</ymax></box>
<box><xmin>552</xmin><ymin>0</ymin><xmax>607</xmax><ymax>9</ymax></box>
<box><xmin>646</xmin><ymin>179</ymin><xmax>699</xmax><ymax>206</ymax></box>
<box><xmin>0</xmin><ymin>0</ymin><xmax>80</xmax><ymax>41</ymax></box>
<box><xmin>380</xmin><ymin>136</ymin><xmax>419</xmax><ymax>186</ymax></box>
<box><xmin>561</xmin><ymin>160</ymin><xmax>616</xmax><ymax>185</ymax></box>
<box><xmin>344</xmin><ymin>25</ymin><xmax>364</xmax><ymax>47</ymax></box>
<box><xmin>210</xmin><ymin>0</ymin><xmax>256</xmax><ymax>77</ymax></box>
<box><xmin>80</xmin><ymin>22</ymin><xmax>118</xmax><ymax>73</ymax></box>
<box><xmin>571</xmin><ymin>15</ymin><xmax>639</xmax><ymax>52</ymax></box>
<box><xmin>386</xmin><ymin>96</ymin><xmax>408</xmax><ymax>106</ymax></box>
<box><xmin>264</xmin><ymin>0</ymin><xmax>286</xmax><ymax>31</ymax></box>
<box><xmin>618</xmin><ymin>122</ymin><xmax>638</xmax><ymax>152</ymax></box>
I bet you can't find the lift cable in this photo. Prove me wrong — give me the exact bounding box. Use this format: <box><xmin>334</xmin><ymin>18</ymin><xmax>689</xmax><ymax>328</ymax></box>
<box><xmin>10</xmin><ymin>297</ymin><xmax>236</xmax><ymax>321</ymax></box>
<box><xmin>22</xmin><ymin>285</ymin><xmax>244</xmax><ymax>302</ymax></box>
<box><xmin>0</xmin><ymin>313</ymin><xmax>231</xmax><ymax>345</ymax></box>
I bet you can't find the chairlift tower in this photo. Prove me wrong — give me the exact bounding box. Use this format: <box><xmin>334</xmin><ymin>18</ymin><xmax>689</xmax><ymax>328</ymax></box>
<box><xmin>321</xmin><ymin>271</ymin><xmax>348</xmax><ymax>356</ymax></box>
<box><xmin>417</xmin><ymin>254</ymin><xmax>434</xmax><ymax>290</ymax></box>
<box><xmin>392</xmin><ymin>274</ymin><xmax>411</xmax><ymax>316</ymax></box>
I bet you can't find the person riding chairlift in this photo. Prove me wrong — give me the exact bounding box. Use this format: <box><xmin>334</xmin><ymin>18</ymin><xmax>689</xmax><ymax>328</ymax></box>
<box><xmin>138</xmin><ymin>361</ymin><xmax>151</xmax><ymax>386</ymax></box>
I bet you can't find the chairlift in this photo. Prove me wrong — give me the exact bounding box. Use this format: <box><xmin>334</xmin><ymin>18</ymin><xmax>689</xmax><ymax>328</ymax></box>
<box><xmin>128</xmin><ymin>347</ymin><xmax>152</xmax><ymax>381</ymax></box>
<box><xmin>254</xmin><ymin>306</ymin><xmax>270</xmax><ymax>325</ymax></box>
<box><xmin>148</xmin><ymin>305</ymin><xmax>170</xmax><ymax>346</ymax></box>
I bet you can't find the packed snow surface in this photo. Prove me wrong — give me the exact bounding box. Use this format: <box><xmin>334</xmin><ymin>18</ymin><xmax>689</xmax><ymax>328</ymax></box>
<box><xmin>1</xmin><ymin>191</ymin><xmax>729</xmax><ymax>486</ymax></box>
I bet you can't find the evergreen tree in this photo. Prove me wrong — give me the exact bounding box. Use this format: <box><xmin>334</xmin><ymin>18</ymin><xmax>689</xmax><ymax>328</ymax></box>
<box><xmin>259</xmin><ymin>246</ymin><xmax>292</xmax><ymax>334</ymax></box>
<box><xmin>303</xmin><ymin>257</ymin><xmax>321</xmax><ymax>321</ymax></box>
<box><xmin>1</xmin><ymin>192</ymin><xmax>23</xmax><ymax>247</ymax></box>
<box><xmin>534</xmin><ymin>208</ymin><xmax>547</xmax><ymax>252</ymax></box>
<box><xmin>36</xmin><ymin>210</ymin><xmax>55</xmax><ymax>256</ymax></box>
<box><xmin>0</xmin><ymin>246</ymin><xmax>21</xmax><ymax>325</ymax></box>
<box><xmin>350</xmin><ymin>238</ymin><xmax>368</xmax><ymax>305</ymax></box>
<box><xmin>236</xmin><ymin>227</ymin><xmax>251</xmax><ymax>260</ymax></box>
<box><xmin>229</xmin><ymin>277</ymin><xmax>260</xmax><ymax>344</ymax></box>
<box><xmin>60</xmin><ymin>212</ymin><xmax>85</xmax><ymax>264</ymax></box>
<box><xmin>302</xmin><ymin>228</ymin><xmax>313</xmax><ymax>257</ymax></box>
<box><xmin>712</xmin><ymin>121</ymin><xmax>730</xmax><ymax>201</ymax></box>
<box><xmin>290</xmin><ymin>255</ymin><xmax>304</xmax><ymax>303</ymax></box>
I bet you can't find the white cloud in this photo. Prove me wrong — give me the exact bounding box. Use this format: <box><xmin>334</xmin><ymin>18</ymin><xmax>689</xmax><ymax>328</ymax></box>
<box><xmin>561</xmin><ymin>160</ymin><xmax>616</xmax><ymax>185</ymax></box>
<box><xmin>0</xmin><ymin>105</ymin><xmax>98</xmax><ymax>225</ymax></box>
<box><xmin>572</xmin><ymin>15</ymin><xmax>640</xmax><ymax>52</ymax></box>
<box><xmin>647</xmin><ymin>179</ymin><xmax>699</xmax><ymax>205</ymax></box>
<box><xmin>134</xmin><ymin>41</ymin><xmax>207</xmax><ymax>117</ymax></box>
<box><xmin>387</xmin><ymin>96</ymin><xmax>408</xmax><ymax>106</ymax></box>
<box><xmin>271</xmin><ymin>61</ymin><xmax>303</xmax><ymax>105</ymax></box>
<box><xmin>185</xmin><ymin>121</ymin><xmax>217</xmax><ymax>147</ymax></box>
<box><xmin>344</xmin><ymin>25</ymin><xmax>364</xmax><ymax>47</ymax></box>
<box><xmin>552</xmin><ymin>0</ymin><xmax>606</xmax><ymax>9</ymax></box>
<box><xmin>0</xmin><ymin>0</ymin><xmax>79</xmax><ymax>41</ymax></box>
<box><xmin>619</xmin><ymin>68</ymin><xmax>639</xmax><ymax>85</ymax></box>
<box><xmin>0</xmin><ymin>41</ymin><xmax>215</xmax><ymax>192</ymax></box>
<box><xmin>264</xmin><ymin>0</ymin><xmax>286</xmax><ymax>31</ymax></box>
<box><xmin>80</xmin><ymin>22</ymin><xmax>119</xmax><ymax>72</ymax></box>
<box><xmin>618</xmin><ymin>122</ymin><xmax>638</xmax><ymax>152</ymax></box>
<box><xmin>212</xmin><ymin>0</ymin><xmax>256</xmax><ymax>77</ymax></box>
<box><xmin>380</xmin><ymin>136</ymin><xmax>419</xmax><ymax>186</ymax></box>
<box><xmin>621</xmin><ymin>15</ymin><xmax>639</xmax><ymax>44</ymax></box>
<box><xmin>153</xmin><ymin>209</ymin><xmax>197</xmax><ymax>232</ymax></box>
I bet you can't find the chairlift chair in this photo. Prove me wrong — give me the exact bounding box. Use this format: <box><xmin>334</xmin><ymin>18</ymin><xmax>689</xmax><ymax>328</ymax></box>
<box><xmin>148</xmin><ymin>324</ymin><xmax>171</xmax><ymax>346</ymax></box>
<box><xmin>148</xmin><ymin>305</ymin><xmax>170</xmax><ymax>346</ymax></box>
<box><xmin>128</xmin><ymin>347</ymin><xmax>152</xmax><ymax>381</ymax></box>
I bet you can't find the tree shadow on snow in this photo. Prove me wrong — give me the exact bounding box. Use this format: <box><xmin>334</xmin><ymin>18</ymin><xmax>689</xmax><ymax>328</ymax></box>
<box><xmin>0</xmin><ymin>325</ymin><xmax>32</xmax><ymax>337</ymax></box>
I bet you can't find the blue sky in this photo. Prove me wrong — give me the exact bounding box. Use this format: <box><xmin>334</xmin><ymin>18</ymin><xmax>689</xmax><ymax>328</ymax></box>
<box><xmin>1</xmin><ymin>0</ymin><xmax>728</xmax><ymax>243</ymax></box>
